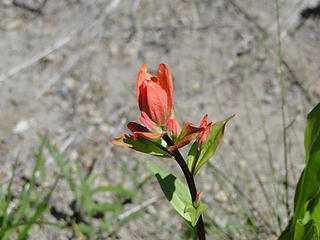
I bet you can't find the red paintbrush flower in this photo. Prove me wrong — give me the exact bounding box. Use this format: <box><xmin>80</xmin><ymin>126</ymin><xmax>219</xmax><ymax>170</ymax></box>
<box><xmin>111</xmin><ymin>64</ymin><xmax>176</xmax><ymax>154</ymax></box>
<box><xmin>137</xmin><ymin>64</ymin><xmax>174</xmax><ymax>132</ymax></box>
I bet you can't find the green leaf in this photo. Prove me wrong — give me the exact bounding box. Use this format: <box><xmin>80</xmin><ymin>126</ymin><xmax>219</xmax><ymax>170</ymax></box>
<box><xmin>77</xmin><ymin>222</ymin><xmax>95</xmax><ymax>238</ymax></box>
<box><xmin>39</xmin><ymin>134</ymin><xmax>76</xmax><ymax>194</ymax></box>
<box><xmin>187</xmin><ymin>141</ymin><xmax>199</xmax><ymax>172</ymax></box>
<box><xmin>112</xmin><ymin>134</ymin><xmax>173</xmax><ymax>158</ymax></box>
<box><xmin>293</xmin><ymin>107</ymin><xmax>320</xmax><ymax>226</ymax></box>
<box><xmin>304</xmin><ymin>102</ymin><xmax>320</xmax><ymax>163</ymax></box>
<box><xmin>0</xmin><ymin>158</ymin><xmax>17</xmax><ymax>236</ymax></box>
<box><xmin>279</xmin><ymin>102</ymin><xmax>320</xmax><ymax>240</ymax></box>
<box><xmin>76</xmin><ymin>162</ymin><xmax>95</xmax><ymax>218</ymax></box>
<box><xmin>294</xmin><ymin>191</ymin><xmax>320</xmax><ymax>240</ymax></box>
<box><xmin>137</xmin><ymin>173</ymin><xmax>153</xmax><ymax>190</ymax></box>
<box><xmin>17</xmin><ymin>178</ymin><xmax>58</xmax><ymax>240</ymax></box>
<box><xmin>11</xmin><ymin>145</ymin><xmax>44</xmax><ymax>228</ymax></box>
<box><xmin>92</xmin><ymin>202</ymin><xmax>116</xmax><ymax>212</ymax></box>
<box><xmin>193</xmin><ymin>115</ymin><xmax>234</xmax><ymax>175</ymax></box>
<box><xmin>147</xmin><ymin>161</ymin><xmax>192</xmax><ymax>222</ymax></box>
<box><xmin>184</xmin><ymin>203</ymin><xmax>208</xmax><ymax>227</ymax></box>
<box><xmin>87</xmin><ymin>173</ymin><xmax>100</xmax><ymax>186</ymax></box>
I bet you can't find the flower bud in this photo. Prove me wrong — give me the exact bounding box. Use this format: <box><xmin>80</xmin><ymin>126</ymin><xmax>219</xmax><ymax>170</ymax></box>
<box><xmin>166</xmin><ymin>118</ymin><xmax>181</xmax><ymax>140</ymax></box>
<box><xmin>197</xmin><ymin>114</ymin><xmax>212</xmax><ymax>149</ymax></box>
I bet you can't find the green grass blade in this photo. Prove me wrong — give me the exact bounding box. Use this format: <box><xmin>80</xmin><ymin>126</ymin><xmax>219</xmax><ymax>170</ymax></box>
<box><xmin>39</xmin><ymin>134</ymin><xmax>76</xmax><ymax>194</ymax></box>
<box><xmin>92</xmin><ymin>202</ymin><xmax>116</xmax><ymax>212</ymax></box>
<box><xmin>75</xmin><ymin>161</ymin><xmax>93</xmax><ymax>219</ymax></box>
<box><xmin>16</xmin><ymin>178</ymin><xmax>58</xmax><ymax>240</ymax></box>
<box><xmin>0</xmin><ymin>158</ymin><xmax>18</xmax><ymax>234</ymax></box>
<box><xmin>1</xmin><ymin>145</ymin><xmax>44</xmax><ymax>240</ymax></box>
<box><xmin>137</xmin><ymin>173</ymin><xmax>154</xmax><ymax>190</ymax></box>
<box><xmin>3</xmin><ymin>220</ymin><xmax>70</xmax><ymax>232</ymax></box>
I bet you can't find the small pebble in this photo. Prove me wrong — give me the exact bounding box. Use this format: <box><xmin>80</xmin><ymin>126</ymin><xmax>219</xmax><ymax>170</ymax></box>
<box><xmin>13</xmin><ymin>119</ymin><xmax>29</xmax><ymax>134</ymax></box>
<box><xmin>57</xmin><ymin>85</ymin><xmax>69</xmax><ymax>97</ymax></box>
<box><xmin>215</xmin><ymin>190</ymin><xmax>228</xmax><ymax>202</ymax></box>
<box><xmin>3</xmin><ymin>0</ymin><xmax>12</xmax><ymax>7</ymax></box>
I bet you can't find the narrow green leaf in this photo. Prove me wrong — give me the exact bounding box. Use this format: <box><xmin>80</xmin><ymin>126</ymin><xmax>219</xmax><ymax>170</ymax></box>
<box><xmin>17</xmin><ymin>178</ymin><xmax>58</xmax><ymax>240</ymax></box>
<box><xmin>12</xmin><ymin>145</ymin><xmax>43</xmax><ymax>226</ymax></box>
<box><xmin>147</xmin><ymin>161</ymin><xmax>192</xmax><ymax>222</ymax></box>
<box><xmin>92</xmin><ymin>202</ymin><xmax>115</xmax><ymax>212</ymax></box>
<box><xmin>0</xmin><ymin>185</ymin><xmax>5</xmax><ymax>222</ymax></box>
<box><xmin>310</xmin><ymin>194</ymin><xmax>320</xmax><ymax>235</ymax></box>
<box><xmin>39</xmin><ymin>134</ymin><xmax>77</xmax><ymax>194</ymax></box>
<box><xmin>112</xmin><ymin>134</ymin><xmax>173</xmax><ymax>158</ymax></box>
<box><xmin>77</xmin><ymin>222</ymin><xmax>95</xmax><ymax>238</ymax></box>
<box><xmin>76</xmin><ymin>162</ymin><xmax>93</xmax><ymax>218</ymax></box>
<box><xmin>137</xmin><ymin>173</ymin><xmax>154</xmax><ymax>190</ymax></box>
<box><xmin>292</xmin><ymin>112</ymin><xmax>320</xmax><ymax>232</ymax></box>
<box><xmin>304</xmin><ymin>102</ymin><xmax>320</xmax><ymax>163</ymax></box>
<box><xmin>37</xmin><ymin>145</ymin><xmax>46</xmax><ymax>181</ymax></box>
<box><xmin>294</xmin><ymin>191</ymin><xmax>320</xmax><ymax>240</ymax></box>
<box><xmin>3</xmin><ymin>220</ymin><xmax>70</xmax><ymax>232</ymax></box>
<box><xmin>6</xmin><ymin>158</ymin><xmax>18</xmax><ymax>210</ymax></box>
<box><xmin>280</xmin><ymin>102</ymin><xmax>320</xmax><ymax>239</ymax></box>
<box><xmin>111</xmin><ymin>200</ymin><xmax>123</xmax><ymax>219</ymax></box>
<box><xmin>0</xmin><ymin>158</ymin><xmax>17</xmax><ymax>235</ymax></box>
<box><xmin>120</xmin><ymin>163</ymin><xmax>127</xmax><ymax>186</ymax></box>
<box><xmin>187</xmin><ymin>141</ymin><xmax>199</xmax><ymax>172</ymax></box>
<box><xmin>184</xmin><ymin>203</ymin><xmax>208</xmax><ymax>227</ymax></box>
<box><xmin>87</xmin><ymin>173</ymin><xmax>100</xmax><ymax>186</ymax></box>
<box><xmin>133</xmin><ymin>160</ymin><xmax>139</xmax><ymax>188</ymax></box>
<box><xmin>294</xmin><ymin>219</ymin><xmax>316</xmax><ymax>240</ymax></box>
<box><xmin>193</xmin><ymin>115</ymin><xmax>234</xmax><ymax>175</ymax></box>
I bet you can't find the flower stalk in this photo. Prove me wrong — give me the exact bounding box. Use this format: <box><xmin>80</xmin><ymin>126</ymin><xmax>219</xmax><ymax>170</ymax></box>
<box><xmin>163</xmin><ymin>134</ymin><xmax>206</xmax><ymax>240</ymax></box>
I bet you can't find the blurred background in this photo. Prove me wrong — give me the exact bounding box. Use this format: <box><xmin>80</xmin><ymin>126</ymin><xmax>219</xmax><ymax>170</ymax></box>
<box><xmin>0</xmin><ymin>0</ymin><xmax>320</xmax><ymax>239</ymax></box>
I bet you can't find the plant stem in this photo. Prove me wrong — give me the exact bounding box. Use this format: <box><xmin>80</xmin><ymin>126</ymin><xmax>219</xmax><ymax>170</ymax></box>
<box><xmin>275</xmin><ymin>0</ymin><xmax>290</xmax><ymax>218</ymax></box>
<box><xmin>163</xmin><ymin>135</ymin><xmax>206</xmax><ymax>240</ymax></box>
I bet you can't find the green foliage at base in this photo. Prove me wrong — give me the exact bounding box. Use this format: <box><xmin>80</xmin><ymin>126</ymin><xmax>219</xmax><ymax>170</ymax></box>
<box><xmin>0</xmin><ymin>144</ymin><xmax>59</xmax><ymax>240</ymax></box>
<box><xmin>279</xmin><ymin>102</ymin><xmax>320</xmax><ymax>240</ymax></box>
<box><xmin>0</xmin><ymin>135</ymin><xmax>145</xmax><ymax>239</ymax></box>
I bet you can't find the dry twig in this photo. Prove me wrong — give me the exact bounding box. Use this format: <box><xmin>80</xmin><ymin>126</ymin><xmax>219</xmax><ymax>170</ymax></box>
<box><xmin>13</xmin><ymin>0</ymin><xmax>48</xmax><ymax>14</ymax></box>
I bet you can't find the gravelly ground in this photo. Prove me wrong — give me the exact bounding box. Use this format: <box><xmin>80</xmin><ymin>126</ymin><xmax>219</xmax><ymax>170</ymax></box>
<box><xmin>0</xmin><ymin>0</ymin><xmax>320</xmax><ymax>239</ymax></box>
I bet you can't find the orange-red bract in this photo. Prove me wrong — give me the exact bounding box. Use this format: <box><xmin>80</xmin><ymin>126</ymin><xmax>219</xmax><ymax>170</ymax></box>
<box><xmin>137</xmin><ymin>64</ymin><xmax>174</xmax><ymax>129</ymax></box>
<box><xmin>167</xmin><ymin>118</ymin><xmax>181</xmax><ymax>139</ymax></box>
<box><xmin>111</xmin><ymin>63</ymin><xmax>175</xmax><ymax>152</ymax></box>
<box><xmin>197</xmin><ymin>114</ymin><xmax>212</xmax><ymax>148</ymax></box>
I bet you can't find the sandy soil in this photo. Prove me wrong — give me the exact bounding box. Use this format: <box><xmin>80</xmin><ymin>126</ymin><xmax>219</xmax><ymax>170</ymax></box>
<box><xmin>0</xmin><ymin>0</ymin><xmax>320</xmax><ymax>239</ymax></box>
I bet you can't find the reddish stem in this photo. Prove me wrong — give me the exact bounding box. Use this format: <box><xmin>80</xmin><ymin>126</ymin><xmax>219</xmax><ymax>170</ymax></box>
<box><xmin>163</xmin><ymin>135</ymin><xmax>206</xmax><ymax>240</ymax></box>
